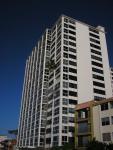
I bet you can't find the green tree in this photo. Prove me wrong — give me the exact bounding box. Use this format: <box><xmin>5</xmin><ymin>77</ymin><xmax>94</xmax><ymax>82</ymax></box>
<box><xmin>87</xmin><ymin>138</ymin><xmax>107</xmax><ymax>150</ymax></box>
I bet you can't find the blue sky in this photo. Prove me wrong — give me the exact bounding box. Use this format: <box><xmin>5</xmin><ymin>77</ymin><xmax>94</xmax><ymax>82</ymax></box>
<box><xmin>0</xmin><ymin>0</ymin><xmax>113</xmax><ymax>135</ymax></box>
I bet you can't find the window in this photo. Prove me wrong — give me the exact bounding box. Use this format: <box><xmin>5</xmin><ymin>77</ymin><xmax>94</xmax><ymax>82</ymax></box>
<box><xmin>78</xmin><ymin>110</ymin><xmax>88</xmax><ymax>119</ymax></box>
<box><xmin>111</xmin><ymin>116</ymin><xmax>113</xmax><ymax>124</ymax></box>
<box><xmin>63</xmin><ymin>90</ymin><xmax>68</xmax><ymax>96</ymax></box>
<box><xmin>63</xmin><ymin>53</ymin><xmax>68</xmax><ymax>58</ymax></box>
<box><xmin>54</xmin><ymin>107</ymin><xmax>59</xmax><ymax>115</ymax></box>
<box><xmin>92</xmin><ymin>67</ymin><xmax>103</xmax><ymax>74</ymax></box>
<box><xmin>69</xmin><ymin>41</ymin><xmax>76</xmax><ymax>47</ymax></box>
<box><xmin>64</xmin><ymin>40</ymin><xmax>68</xmax><ymax>45</ymax></box>
<box><xmin>54</xmin><ymin>90</ymin><xmax>60</xmax><ymax>98</ymax></box>
<box><xmin>89</xmin><ymin>28</ymin><xmax>99</xmax><ymax>34</ymax></box>
<box><xmin>63</xmin><ymin>46</ymin><xmax>68</xmax><ymax>52</ymax></box>
<box><xmin>63</xmin><ymin>59</ymin><xmax>68</xmax><ymax>65</ymax></box>
<box><xmin>69</xmin><ymin>68</ymin><xmax>77</xmax><ymax>73</ymax></box>
<box><xmin>69</xmin><ymin>54</ymin><xmax>76</xmax><ymax>59</ymax></box>
<box><xmin>69</xmin><ymin>30</ymin><xmax>76</xmax><ymax>35</ymax></box>
<box><xmin>69</xmin><ymin>99</ymin><xmax>77</xmax><ymax>105</ymax></box>
<box><xmin>91</xmin><ymin>55</ymin><xmax>102</xmax><ymax>62</ymax></box>
<box><xmin>63</xmin><ymin>82</ymin><xmax>68</xmax><ymax>88</ymax></box>
<box><xmin>89</xmin><ymin>33</ymin><xmax>100</xmax><ymax>39</ymax></box>
<box><xmin>69</xmin><ymin>25</ymin><xmax>76</xmax><ymax>30</ymax></box>
<box><xmin>90</xmin><ymin>38</ymin><xmax>100</xmax><ymax>44</ymax></box>
<box><xmin>62</xmin><ymin>116</ymin><xmax>68</xmax><ymax>123</ymax></box>
<box><xmin>102</xmin><ymin>133</ymin><xmax>111</xmax><ymax>141</ymax></box>
<box><xmin>62</xmin><ymin>136</ymin><xmax>67</xmax><ymax>143</ymax></box>
<box><xmin>63</xmin><ymin>98</ymin><xmax>68</xmax><ymax>105</ymax></box>
<box><xmin>62</xmin><ymin>126</ymin><xmax>68</xmax><ymax>133</ymax></box>
<box><xmin>69</xmin><ymin>75</ymin><xmax>77</xmax><ymax>81</ymax></box>
<box><xmin>69</xmin><ymin>91</ymin><xmax>77</xmax><ymax>97</ymax></box>
<box><xmin>69</xmin><ymin>60</ymin><xmax>77</xmax><ymax>66</ymax></box>
<box><xmin>53</xmin><ymin>126</ymin><xmax>59</xmax><ymax>134</ymax></box>
<box><xmin>69</xmin><ymin>126</ymin><xmax>75</xmax><ymax>132</ymax></box>
<box><xmin>69</xmin><ymin>83</ymin><xmax>77</xmax><ymax>89</ymax></box>
<box><xmin>93</xmin><ymin>74</ymin><xmax>104</xmax><ymax>81</ymax></box>
<box><xmin>46</xmin><ymin>138</ymin><xmax>51</xmax><ymax>144</ymax></box>
<box><xmin>94</xmin><ymin>88</ymin><xmax>105</xmax><ymax>95</ymax></box>
<box><xmin>62</xmin><ymin>107</ymin><xmax>68</xmax><ymax>114</ymax></box>
<box><xmin>64</xmin><ymin>18</ymin><xmax>68</xmax><ymax>23</ymax></box>
<box><xmin>69</xmin><ymin>108</ymin><xmax>75</xmax><ymax>114</ymax></box>
<box><xmin>64</xmin><ymin>28</ymin><xmax>68</xmax><ymax>33</ymax></box>
<box><xmin>69</xmin><ymin>47</ymin><xmax>76</xmax><ymax>53</ymax></box>
<box><xmin>64</xmin><ymin>34</ymin><xmax>68</xmax><ymax>39</ymax></box>
<box><xmin>93</xmin><ymin>81</ymin><xmax>105</xmax><ymax>88</ymax></box>
<box><xmin>63</xmin><ymin>66</ymin><xmax>68</xmax><ymax>72</ymax></box>
<box><xmin>101</xmin><ymin>117</ymin><xmax>110</xmax><ymax>126</ymax></box>
<box><xmin>69</xmin><ymin>36</ymin><xmax>76</xmax><ymax>41</ymax></box>
<box><xmin>101</xmin><ymin>102</ymin><xmax>108</xmax><ymax>111</ymax></box>
<box><xmin>110</xmin><ymin>101</ymin><xmax>113</xmax><ymax>109</ymax></box>
<box><xmin>92</xmin><ymin>61</ymin><xmax>103</xmax><ymax>68</ymax></box>
<box><xmin>69</xmin><ymin>19</ymin><xmax>75</xmax><ymax>24</ymax></box>
<box><xmin>64</xmin><ymin>23</ymin><xmax>68</xmax><ymax>28</ymax></box>
<box><xmin>53</xmin><ymin>117</ymin><xmax>59</xmax><ymax>124</ymax></box>
<box><xmin>53</xmin><ymin>136</ymin><xmax>59</xmax><ymax>145</ymax></box>
<box><xmin>63</xmin><ymin>74</ymin><xmax>68</xmax><ymax>80</ymax></box>
<box><xmin>91</xmin><ymin>49</ymin><xmax>101</xmax><ymax>56</ymax></box>
<box><xmin>69</xmin><ymin>117</ymin><xmax>74</xmax><ymax>123</ymax></box>
<box><xmin>90</xmin><ymin>43</ymin><xmax>101</xmax><ymax>50</ymax></box>
<box><xmin>54</xmin><ymin>99</ymin><xmax>60</xmax><ymax>107</ymax></box>
<box><xmin>78</xmin><ymin>122</ymin><xmax>89</xmax><ymax>133</ymax></box>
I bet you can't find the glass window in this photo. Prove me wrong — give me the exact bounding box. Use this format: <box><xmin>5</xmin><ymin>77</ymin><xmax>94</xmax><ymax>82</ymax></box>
<box><xmin>69</xmin><ymin>117</ymin><xmax>74</xmax><ymax>123</ymax></box>
<box><xmin>62</xmin><ymin>107</ymin><xmax>68</xmax><ymax>114</ymax></box>
<box><xmin>62</xmin><ymin>116</ymin><xmax>68</xmax><ymax>123</ymax></box>
<box><xmin>63</xmin><ymin>59</ymin><xmax>68</xmax><ymax>65</ymax></box>
<box><xmin>102</xmin><ymin>133</ymin><xmax>111</xmax><ymax>141</ymax></box>
<box><xmin>63</xmin><ymin>53</ymin><xmax>68</xmax><ymax>58</ymax></box>
<box><xmin>62</xmin><ymin>126</ymin><xmax>68</xmax><ymax>133</ymax></box>
<box><xmin>63</xmin><ymin>82</ymin><xmax>68</xmax><ymax>88</ymax></box>
<box><xmin>63</xmin><ymin>66</ymin><xmax>68</xmax><ymax>72</ymax></box>
<box><xmin>63</xmin><ymin>90</ymin><xmax>68</xmax><ymax>96</ymax></box>
<box><xmin>69</xmin><ymin>83</ymin><xmax>77</xmax><ymax>89</ymax></box>
<box><xmin>101</xmin><ymin>117</ymin><xmax>110</xmax><ymax>126</ymax></box>
<box><xmin>63</xmin><ymin>74</ymin><xmax>68</xmax><ymax>80</ymax></box>
<box><xmin>69</xmin><ymin>75</ymin><xmax>77</xmax><ymax>81</ymax></box>
<box><xmin>69</xmin><ymin>108</ymin><xmax>75</xmax><ymax>113</ymax></box>
<box><xmin>111</xmin><ymin>116</ymin><xmax>113</xmax><ymax>124</ymax></box>
<box><xmin>101</xmin><ymin>103</ymin><xmax>108</xmax><ymax>111</ymax></box>
<box><xmin>110</xmin><ymin>101</ymin><xmax>113</xmax><ymax>109</ymax></box>
<box><xmin>69</xmin><ymin>91</ymin><xmax>77</xmax><ymax>97</ymax></box>
<box><xmin>78</xmin><ymin>122</ymin><xmax>89</xmax><ymax>133</ymax></box>
<box><xmin>69</xmin><ymin>68</ymin><xmax>77</xmax><ymax>74</ymax></box>
<box><xmin>69</xmin><ymin>99</ymin><xmax>77</xmax><ymax>105</ymax></box>
<box><xmin>62</xmin><ymin>98</ymin><xmax>68</xmax><ymax>105</ymax></box>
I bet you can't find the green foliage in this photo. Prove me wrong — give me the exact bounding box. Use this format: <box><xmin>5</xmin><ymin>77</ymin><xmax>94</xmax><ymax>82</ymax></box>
<box><xmin>50</xmin><ymin>143</ymin><xmax>75</xmax><ymax>150</ymax></box>
<box><xmin>87</xmin><ymin>138</ymin><xmax>113</xmax><ymax>150</ymax></box>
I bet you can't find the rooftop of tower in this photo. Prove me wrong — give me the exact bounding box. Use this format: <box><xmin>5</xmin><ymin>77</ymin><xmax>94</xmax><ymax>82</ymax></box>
<box><xmin>52</xmin><ymin>14</ymin><xmax>105</xmax><ymax>33</ymax></box>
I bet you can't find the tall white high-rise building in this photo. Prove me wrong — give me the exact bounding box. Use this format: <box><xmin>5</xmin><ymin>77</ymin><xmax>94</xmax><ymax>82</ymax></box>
<box><xmin>17</xmin><ymin>15</ymin><xmax>112</xmax><ymax>149</ymax></box>
<box><xmin>17</xmin><ymin>29</ymin><xmax>51</xmax><ymax>148</ymax></box>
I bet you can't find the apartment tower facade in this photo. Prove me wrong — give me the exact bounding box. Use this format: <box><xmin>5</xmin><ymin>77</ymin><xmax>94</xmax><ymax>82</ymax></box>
<box><xmin>110</xmin><ymin>67</ymin><xmax>113</xmax><ymax>96</ymax></box>
<box><xmin>17</xmin><ymin>15</ymin><xmax>112</xmax><ymax>149</ymax></box>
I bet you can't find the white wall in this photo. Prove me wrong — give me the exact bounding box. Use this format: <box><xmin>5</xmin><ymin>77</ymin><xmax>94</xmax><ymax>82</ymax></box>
<box><xmin>76</xmin><ymin>22</ymin><xmax>94</xmax><ymax>103</ymax></box>
<box><xmin>99</xmin><ymin>31</ymin><xmax>112</xmax><ymax>98</ymax></box>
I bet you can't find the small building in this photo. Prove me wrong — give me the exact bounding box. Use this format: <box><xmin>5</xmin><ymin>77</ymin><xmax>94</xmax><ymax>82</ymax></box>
<box><xmin>75</xmin><ymin>97</ymin><xmax>113</xmax><ymax>149</ymax></box>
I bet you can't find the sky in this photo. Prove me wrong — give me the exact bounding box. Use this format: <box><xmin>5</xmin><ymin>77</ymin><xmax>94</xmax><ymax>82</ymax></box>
<box><xmin>0</xmin><ymin>0</ymin><xmax>113</xmax><ymax>135</ymax></box>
